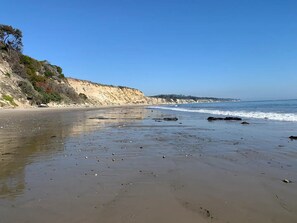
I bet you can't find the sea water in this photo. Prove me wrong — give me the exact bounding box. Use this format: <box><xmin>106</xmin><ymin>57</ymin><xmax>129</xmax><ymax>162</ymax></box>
<box><xmin>149</xmin><ymin>99</ymin><xmax>297</xmax><ymax>122</ymax></box>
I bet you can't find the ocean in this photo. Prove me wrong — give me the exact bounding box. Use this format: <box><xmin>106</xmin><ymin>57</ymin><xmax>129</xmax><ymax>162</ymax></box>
<box><xmin>149</xmin><ymin>99</ymin><xmax>297</xmax><ymax>122</ymax></box>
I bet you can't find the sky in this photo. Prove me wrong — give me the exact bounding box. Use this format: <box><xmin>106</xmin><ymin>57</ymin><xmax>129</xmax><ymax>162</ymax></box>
<box><xmin>1</xmin><ymin>0</ymin><xmax>297</xmax><ymax>100</ymax></box>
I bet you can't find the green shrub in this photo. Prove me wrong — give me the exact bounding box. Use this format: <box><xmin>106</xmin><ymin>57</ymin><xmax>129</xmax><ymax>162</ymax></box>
<box><xmin>39</xmin><ymin>91</ymin><xmax>62</xmax><ymax>104</ymax></box>
<box><xmin>20</xmin><ymin>55</ymin><xmax>42</xmax><ymax>80</ymax></box>
<box><xmin>79</xmin><ymin>93</ymin><xmax>88</xmax><ymax>100</ymax></box>
<box><xmin>30</xmin><ymin>74</ymin><xmax>46</xmax><ymax>85</ymax></box>
<box><xmin>56</xmin><ymin>66</ymin><xmax>62</xmax><ymax>74</ymax></box>
<box><xmin>58</xmin><ymin>73</ymin><xmax>65</xmax><ymax>79</ymax></box>
<box><xmin>18</xmin><ymin>80</ymin><xmax>36</xmax><ymax>97</ymax></box>
<box><xmin>44</xmin><ymin>70</ymin><xmax>54</xmax><ymax>77</ymax></box>
<box><xmin>20</xmin><ymin>55</ymin><xmax>41</xmax><ymax>70</ymax></box>
<box><xmin>2</xmin><ymin>95</ymin><xmax>18</xmax><ymax>106</ymax></box>
<box><xmin>4</xmin><ymin>72</ymin><xmax>11</xmax><ymax>77</ymax></box>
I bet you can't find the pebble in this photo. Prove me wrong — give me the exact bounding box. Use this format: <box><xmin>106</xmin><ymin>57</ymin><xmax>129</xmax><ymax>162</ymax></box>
<box><xmin>162</xmin><ymin>156</ymin><xmax>166</xmax><ymax>159</ymax></box>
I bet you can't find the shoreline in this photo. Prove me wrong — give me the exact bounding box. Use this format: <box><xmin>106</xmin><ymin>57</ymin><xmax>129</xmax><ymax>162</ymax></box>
<box><xmin>0</xmin><ymin>103</ymin><xmax>152</xmax><ymax>114</ymax></box>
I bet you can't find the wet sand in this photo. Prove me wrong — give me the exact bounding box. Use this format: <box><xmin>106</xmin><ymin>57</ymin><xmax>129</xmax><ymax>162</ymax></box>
<box><xmin>0</xmin><ymin>107</ymin><xmax>296</xmax><ymax>223</ymax></box>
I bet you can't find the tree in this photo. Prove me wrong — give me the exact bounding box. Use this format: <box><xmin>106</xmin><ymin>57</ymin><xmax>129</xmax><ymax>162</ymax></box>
<box><xmin>0</xmin><ymin>24</ymin><xmax>23</xmax><ymax>52</ymax></box>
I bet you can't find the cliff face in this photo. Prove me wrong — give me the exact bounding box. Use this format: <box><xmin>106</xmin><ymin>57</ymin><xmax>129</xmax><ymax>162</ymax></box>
<box><xmin>67</xmin><ymin>78</ymin><xmax>151</xmax><ymax>106</ymax></box>
<box><xmin>0</xmin><ymin>49</ymin><xmax>164</xmax><ymax>108</ymax></box>
<box><xmin>66</xmin><ymin>78</ymin><xmax>207</xmax><ymax>106</ymax></box>
<box><xmin>0</xmin><ymin>58</ymin><xmax>31</xmax><ymax>108</ymax></box>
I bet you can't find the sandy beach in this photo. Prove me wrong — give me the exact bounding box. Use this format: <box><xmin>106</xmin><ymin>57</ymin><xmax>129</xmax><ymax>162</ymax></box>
<box><xmin>0</xmin><ymin>106</ymin><xmax>296</xmax><ymax>223</ymax></box>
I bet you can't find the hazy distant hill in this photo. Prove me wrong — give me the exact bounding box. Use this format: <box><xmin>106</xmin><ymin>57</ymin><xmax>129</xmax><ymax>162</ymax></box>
<box><xmin>151</xmin><ymin>94</ymin><xmax>238</xmax><ymax>102</ymax></box>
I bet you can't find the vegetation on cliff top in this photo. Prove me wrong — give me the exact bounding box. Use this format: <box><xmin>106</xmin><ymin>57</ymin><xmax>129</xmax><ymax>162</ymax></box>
<box><xmin>0</xmin><ymin>24</ymin><xmax>23</xmax><ymax>52</ymax></box>
<box><xmin>0</xmin><ymin>24</ymin><xmax>83</xmax><ymax>105</ymax></box>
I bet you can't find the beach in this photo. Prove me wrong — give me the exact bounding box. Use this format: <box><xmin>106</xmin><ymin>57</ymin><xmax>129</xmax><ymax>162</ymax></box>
<box><xmin>0</xmin><ymin>106</ymin><xmax>296</xmax><ymax>223</ymax></box>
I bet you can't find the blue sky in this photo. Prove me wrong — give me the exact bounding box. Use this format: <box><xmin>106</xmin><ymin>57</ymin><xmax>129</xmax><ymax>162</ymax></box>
<box><xmin>1</xmin><ymin>0</ymin><xmax>297</xmax><ymax>100</ymax></box>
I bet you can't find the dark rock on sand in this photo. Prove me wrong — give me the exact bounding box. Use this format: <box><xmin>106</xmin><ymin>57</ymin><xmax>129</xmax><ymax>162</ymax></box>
<box><xmin>207</xmin><ymin>117</ymin><xmax>242</xmax><ymax>121</ymax></box>
<box><xmin>207</xmin><ymin>117</ymin><xmax>224</xmax><ymax>121</ymax></box>
<box><xmin>224</xmin><ymin>117</ymin><xmax>242</xmax><ymax>121</ymax></box>
<box><xmin>89</xmin><ymin>116</ymin><xmax>116</xmax><ymax>120</ymax></box>
<box><xmin>163</xmin><ymin>117</ymin><xmax>178</xmax><ymax>121</ymax></box>
<box><xmin>282</xmin><ymin>179</ymin><xmax>292</xmax><ymax>183</ymax></box>
<box><xmin>241</xmin><ymin>121</ymin><xmax>250</xmax><ymax>125</ymax></box>
<box><xmin>289</xmin><ymin>136</ymin><xmax>297</xmax><ymax>140</ymax></box>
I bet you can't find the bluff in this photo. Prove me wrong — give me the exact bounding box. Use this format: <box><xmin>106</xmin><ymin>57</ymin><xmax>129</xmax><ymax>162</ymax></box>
<box><xmin>0</xmin><ymin>51</ymin><xmax>156</xmax><ymax>108</ymax></box>
<box><xmin>0</xmin><ymin>47</ymin><xmax>168</xmax><ymax>108</ymax></box>
<box><xmin>67</xmin><ymin>78</ymin><xmax>154</xmax><ymax>106</ymax></box>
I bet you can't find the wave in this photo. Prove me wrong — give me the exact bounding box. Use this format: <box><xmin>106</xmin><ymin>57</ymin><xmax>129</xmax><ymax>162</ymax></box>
<box><xmin>148</xmin><ymin>106</ymin><xmax>297</xmax><ymax>122</ymax></box>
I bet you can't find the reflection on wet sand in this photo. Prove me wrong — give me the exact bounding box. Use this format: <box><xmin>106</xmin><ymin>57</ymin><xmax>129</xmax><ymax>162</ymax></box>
<box><xmin>0</xmin><ymin>107</ymin><xmax>148</xmax><ymax>198</ymax></box>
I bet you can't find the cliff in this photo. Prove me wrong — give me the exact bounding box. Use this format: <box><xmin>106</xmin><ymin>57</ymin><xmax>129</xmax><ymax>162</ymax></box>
<box><xmin>67</xmin><ymin>78</ymin><xmax>152</xmax><ymax>106</ymax></box>
<box><xmin>0</xmin><ymin>49</ymin><xmax>162</xmax><ymax>108</ymax></box>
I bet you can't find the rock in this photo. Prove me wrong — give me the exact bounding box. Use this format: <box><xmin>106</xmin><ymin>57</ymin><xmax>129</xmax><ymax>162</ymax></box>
<box><xmin>38</xmin><ymin>103</ymin><xmax>48</xmax><ymax>108</ymax></box>
<box><xmin>207</xmin><ymin>116</ymin><xmax>242</xmax><ymax>121</ymax></box>
<box><xmin>207</xmin><ymin>117</ymin><xmax>224</xmax><ymax>121</ymax></box>
<box><xmin>89</xmin><ymin>116</ymin><xmax>115</xmax><ymax>120</ymax></box>
<box><xmin>282</xmin><ymin>179</ymin><xmax>292</xmax><ymax>183</ymax></box>
<box><xmin>289</xmin><ymin>136</ymin><xmax>297</xmax><ymax>140</ymax></box>
<box><xmin>224</xmin><ymin>117</ymin><xmax>242</xmax><ymax>121</ymax></box>
<box><xmin>241</xmin><ymin>121</ymin><xmax>250</xmax><ymax>125</ymax></box>
<box><xmin>163</xmin><ymin>117</ymin><xmax>178</xmax><ymax>121</ymax></box>
<box><xmin>162</xmin><ymin>155</ymin><xmax>166</xmax><ymax>159</ymax></box>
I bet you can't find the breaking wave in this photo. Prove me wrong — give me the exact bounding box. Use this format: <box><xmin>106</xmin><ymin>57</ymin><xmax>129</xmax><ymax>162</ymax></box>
<box><xmin>148</xmin><ymin>106</ymin><xmax>297</xmax><ymax>122</ymax></box>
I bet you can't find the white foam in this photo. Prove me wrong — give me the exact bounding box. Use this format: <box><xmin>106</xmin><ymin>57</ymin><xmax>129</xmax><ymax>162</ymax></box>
<box><xmin>148</xmin><ymin>106</ymin><xmax>297</xmax><ymax>122</ymax></box>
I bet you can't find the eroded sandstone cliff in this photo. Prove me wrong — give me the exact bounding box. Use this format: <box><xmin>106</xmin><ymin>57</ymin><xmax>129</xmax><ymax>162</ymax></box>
<box><xmin>0</xmin><ymin>51</ymin><xmax>163</xmax><ymax>108</ymax></box>
<box><xmin>67</xmin><ymin>78</ymin><xmax>152</xmax><ymax>106</ymax></box>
